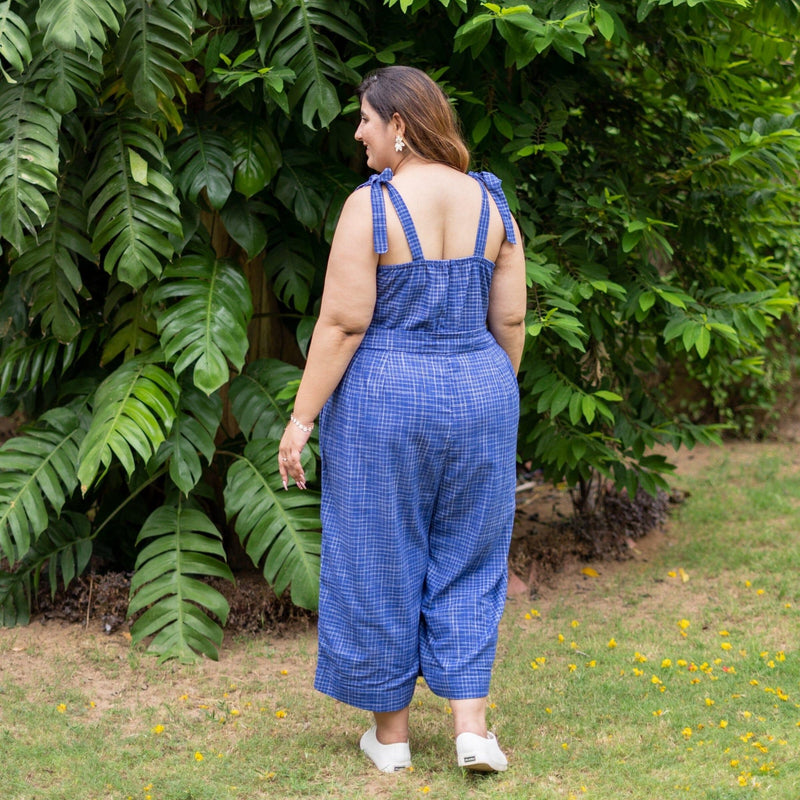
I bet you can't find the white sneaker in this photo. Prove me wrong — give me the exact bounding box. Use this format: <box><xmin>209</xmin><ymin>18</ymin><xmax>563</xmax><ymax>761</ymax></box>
<box><xmin>360</xmin><ymin>725</ymin><xmax>412</xmax><ymax>773</ymax></box>
<box><xmin>456</xmin><ymin>731</ymin><xmax>508</xmax><ymax>772</ymax></box>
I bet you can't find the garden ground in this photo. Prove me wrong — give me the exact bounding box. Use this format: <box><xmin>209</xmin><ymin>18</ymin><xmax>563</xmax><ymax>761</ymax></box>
<box><xmin>2</xmin><ymin>412</ymin><xmax>800</xmax><ymax>798</ymax></box>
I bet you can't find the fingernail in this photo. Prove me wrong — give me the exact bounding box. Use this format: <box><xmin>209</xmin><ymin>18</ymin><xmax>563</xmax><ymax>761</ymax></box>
<box><xmin>282</xmin><ymin>480</ymin><xmax>288</xmax><ymax>491</ymax></box>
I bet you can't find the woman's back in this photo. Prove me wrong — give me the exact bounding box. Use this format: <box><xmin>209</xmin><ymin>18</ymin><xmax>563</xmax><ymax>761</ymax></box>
<box><xmin>373</xmin><ymin>163</ymin><xmax>509</xmax><ymax>266</ymax></box>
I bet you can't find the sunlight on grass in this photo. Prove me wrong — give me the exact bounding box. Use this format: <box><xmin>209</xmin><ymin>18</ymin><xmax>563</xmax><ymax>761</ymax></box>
<box><xmin>1</xmin><ymin>443</ymin><xmax>799</xmax><ymax>799</ymax></box>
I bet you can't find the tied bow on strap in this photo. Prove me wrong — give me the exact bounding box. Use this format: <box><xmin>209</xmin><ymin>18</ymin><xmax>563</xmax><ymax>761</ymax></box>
<box><xmin>362</xmin><ymin>168</ymin><xmax>395</xmax><ymax>254</ymax></box>
<box><xmin>469</xmin><ymin>171</ymin><xmax>518</xmax><ymax>245</ymax></box>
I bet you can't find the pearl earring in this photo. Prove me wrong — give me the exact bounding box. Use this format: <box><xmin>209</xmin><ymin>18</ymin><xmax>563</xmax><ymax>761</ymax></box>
<box><xmin>394</xmin><ymin>134</ymin><xmax>405</xmax><ymax>152</ymax></box>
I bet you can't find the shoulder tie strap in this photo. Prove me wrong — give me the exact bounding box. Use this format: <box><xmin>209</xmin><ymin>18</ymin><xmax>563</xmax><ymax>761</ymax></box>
<box><xmin>358</xmin><ymin>168</ymin><xmax>424</xmax><ymax>260</ymax></box>
<box><xmin>468</xmin><ymin>170</ymin><xmax>518</xmax><ymax>245</ymax></box>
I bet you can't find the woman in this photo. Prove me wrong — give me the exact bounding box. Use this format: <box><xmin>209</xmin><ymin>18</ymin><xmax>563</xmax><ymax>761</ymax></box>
<box><xmin>278</xmin><ymin>66</ymin><xmax>526</xmax><ymax>773</ymax></box>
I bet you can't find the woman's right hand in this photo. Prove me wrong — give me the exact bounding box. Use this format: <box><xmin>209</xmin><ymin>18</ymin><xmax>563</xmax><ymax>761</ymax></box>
<box><xmin>278</xmin><ymin>419</ymin><xmax>313</xmax><ymax>490</ymax></box>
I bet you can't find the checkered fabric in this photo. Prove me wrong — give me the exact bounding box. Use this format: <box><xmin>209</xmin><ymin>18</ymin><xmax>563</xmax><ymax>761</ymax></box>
<box><xmin>314</xmin><ymin>170</ymin><xmax>520</xmax><ymax>712</ymax></box>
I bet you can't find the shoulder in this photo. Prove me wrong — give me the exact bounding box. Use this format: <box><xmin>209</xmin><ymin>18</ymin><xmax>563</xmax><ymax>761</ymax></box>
<box><xmin>340</xmin><ymin>183</ymin><xmax>374</xmax><ymax>218</ymax></box>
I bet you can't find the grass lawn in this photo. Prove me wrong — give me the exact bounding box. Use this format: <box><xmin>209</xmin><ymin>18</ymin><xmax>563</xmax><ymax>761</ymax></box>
<box><xmin>1</xmin><ymin>442</ymin><xmax>799</xmax><ymax>799</ymax></box>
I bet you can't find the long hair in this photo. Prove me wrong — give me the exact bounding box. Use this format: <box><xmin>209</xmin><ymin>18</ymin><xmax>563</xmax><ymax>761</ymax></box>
<box><xmin>356</xmin><ymin>66</ymin><xmax>470</xmax><ymax>172</ymax></box>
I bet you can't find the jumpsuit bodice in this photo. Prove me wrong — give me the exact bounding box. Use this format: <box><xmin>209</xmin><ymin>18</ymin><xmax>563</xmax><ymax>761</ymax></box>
<box><xmin>357</xmin><ymin>168</ymin><xmax>517</xmax><ymax>354</ymax></box>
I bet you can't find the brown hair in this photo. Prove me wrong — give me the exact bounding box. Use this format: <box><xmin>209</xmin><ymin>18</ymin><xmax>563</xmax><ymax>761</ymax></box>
<box><xmin>356</xmin><ymin>66</ymin><xmax>470</xmax><ymax>172</ymax></box>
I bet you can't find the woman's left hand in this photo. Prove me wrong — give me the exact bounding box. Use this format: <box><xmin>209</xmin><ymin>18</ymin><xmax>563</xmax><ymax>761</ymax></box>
<box><xmin>278</xmin><ymin>422</ymin><xmax>312</xmax><ymax>490</ymax></box>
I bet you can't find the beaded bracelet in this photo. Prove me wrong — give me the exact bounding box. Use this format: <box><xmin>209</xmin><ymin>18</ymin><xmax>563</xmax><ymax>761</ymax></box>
<box><xmin>290</xmin><ymin>414</ymin><xmax>314</xmax><ymax>433</ymax></box>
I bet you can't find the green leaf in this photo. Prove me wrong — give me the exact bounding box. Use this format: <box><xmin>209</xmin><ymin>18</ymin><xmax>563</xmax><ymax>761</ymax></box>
<box><xmin>594</xmin><ymin>7</ymin><xmax>615</xmax><ymax>40</ymax></box>
<box><xmin>220</xmin><ymin>196</ymin><xmax>268</xmax><ymax>257</ymax></box>
<box><xmin>232</xmin><ymin>121</ymin><xmax>282</xmax><ymax>197</ymax></box>
<box><xmin>224</xmin><ymin>440</ymin><xmax>321</xmax><ymax>609</ymax></box>
<box><xmin>84</xmin><ymin>117</ymin><xmax>182</xmax><ymax>290</ymax></box>
<box><xmin>153</xmin><ymin>384</ymin><xmax>222</xmax><ymax>495</ymax></box>
<box><xmin>0</xmin><ymin>82</ymin><xmax>61</xmax><ymax>252</ymax></box>
<box><xmin>229</xmin><ymin>358</ymin><xmax>304</xmax><ymax>442</ymax></box>
<box><xmin>129</xmin><ymin>499</ymin><xmax>233</xmax><ymax>663</ymax></box>
<box><xmin>152</xmin><ymin>252</ymin><xmax>253</xmax><ymax>395</ymax></box>
<box><xmin>36</xmin><ymin>0</ymin><xmax>124</xmax><ymax>52</ymax></box>
<box><xmin>0</xmin><ymin>408</ymin><xmax>83</xmax><ymax>566</ymax></box>
<box><xmin>0</xmin><ymin>2</ymin><xmax>32</xmax><ymax>77</ymax></box>
<box><xmin>170</xmin><ymin>121</ymin><xmax>234</xmax><ymax>209</ymax></box>
<box><xmin>114</xmin><ymin>0</ymin><xmax>192</xmax><ymax>114</ymax></box>
<box><xmin>100</xmin><ymin>284</ymin><xmax>159</xmax><ymax>366</ymax></box>
<box><xmin>12</xmin><ymin>155</ymin><xmax>93</xmax><ymax>343</ymax></box>
<box><xmin>257</xmin><ymin>0</ymin><xmax>363</xmax><ymax>129</ymax></box>
<box><xmin>77</xmin><ymin>355</ymin><xmax>180</xmax><ymax>492</ymax></box>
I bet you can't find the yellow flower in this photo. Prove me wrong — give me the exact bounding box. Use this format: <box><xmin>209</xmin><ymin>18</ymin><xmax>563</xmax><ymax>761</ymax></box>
<box><xmin>545</xmin><ymin>707</ymin><xmax>552</xmax><ymax>714</ymax></box>
<box><xmin>558</xmin><ymin>633</ymin><xmax>565</xmax><ymax>643</ymax></box>
<box><xmin>677</xmin><ymin>659</ymin><xmax>687</xmax><ymax>667</ymax></box>
<box><xmin>568</xmin><ymin>663</ymin><xmax>577</xmax><ymax>672</ymax></box>
<box><xmin>720</xmin><ymin>720</ymin><xmax>728</xmax><ymax>728</ymax></box>
<box><xmin>756</xmin><ymin>589</ymin><xmax>765</xmax><ymax>596</ymax></box>
<box><xmin>634</xmin><ymin>652</ymin><xmax>648</xmax><ymax>663</ymax></box>
<box><xmin>587</xmin><ymin>660</ymin><xmax>596</xmax><ymax>668</ymax></box>
<box><xmin>419</xmin><ymin>786</ymin><xmax>430</xmax><ymax>793</ymax></box>
<box><xmin>633</xmin><ymin>668</ymin><xmax>644</xmax><ymax>677</ymax></box>
<box><xmin>194</xmin><ymin>752</ymin><xmax>204</xmax><ymax>762</ymax></box>
<box><xmin>677</xmin><ymin>619</ymin><xmax>690</xmax><ymax>630</ymax></box>
<box><xmin>152</xmin><ymin>724</ymin><xmax>165</xmax><ymax>734</ymax></box>
<box><xmin>744</xmin><ymin>580</ymin><xmax>751</xmax><ymax>587</ymax></box>
<box><xmin>280</xmin><ymin>669</ymin><xmax>289</xmax><ymax>675</ymax></box>
<box><xmin>530</xmin><ymin>661</ymin><xmax>539</xmax><ymax>670</ymax></box>
<box><xmin>607</xmin><ymin>638</ymin><xmax>617</xmax><ymax>649</ymax></box>
<box><xmin>562</xmin><ymin>742</ymin><xmax>569</xmax><ymax>750</ymax></box>
<box><xmin>651</xmin><ymin>675</ymin><xmax>662</xmax><ymax>685</ymax></box>
<box><xmin>570</xmin><ymin>641</ymin><xmax>578</xmax><ymax>649</ymax></box>
<box><xmin>571</xmin><ymin>620</ymin><xmax>580</xmax><ymax>628</ymax></box>
<box><xmin>661</xmin><ymin>659</ymin><xmax>672</xmax><ymax>668</ymax></box>
<box><xmin>705</xmin><ymin>698</ymin><xmax>715</xmax><ymax>706</ymax></box>
<box><xmin>56</xmin><ymin>704</ymin><xmax>66</xmax><ymax>713</ymax></box>
<box><xmin>652</xmin><ymin>709</ymin><xmax>663</xmax><ymax>716</ymax></box>
<box><xmin>776</xmin><ymin>651</ymin><xmax>786</xmax><ymax>661</ymax></box>
<box><xmin>720</xmin><ymin>642</ymin><xmax>732</xmax><ymax>651</ymax></box>
<box><xmin>536</xmin><ymin>656</ymin><xmax>547</xmax><ymax>665</ymax></box>
<box><xmin>231</xmin><ymin>709</ymin><xmax>240</xmax><ymax>717</ymax></box>
<box><xmin>682</xmin><ymin>727</ymin><xmax>692</xmax><ymax>739</ymax></box>
<box><xmin>179</xmin><ymin>693</ymin><xmax>189</xmax><ymax>701</ymax></box>
<box><xmin>667</xmin><ymin>570</ymin><xmax>676</xmax><ymax>578</ymax></box>
<box><xmin>530</xmin><ymin>608</ymin><xmax>541</xmax><ymax>617</ymax></box>
<box><xmin>275</xmin><ymin>709</ymin><xmax>287</xmax><ymax>718</ymax></box>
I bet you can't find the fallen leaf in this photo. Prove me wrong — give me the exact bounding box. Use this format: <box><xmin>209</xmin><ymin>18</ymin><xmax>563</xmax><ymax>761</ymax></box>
<box><xmin>581</xmin><ymin>567</ymin><xmax>600</xmax><ymax>578</ymax></box>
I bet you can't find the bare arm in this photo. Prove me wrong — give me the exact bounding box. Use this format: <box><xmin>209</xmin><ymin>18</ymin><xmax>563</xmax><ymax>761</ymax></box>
<box><xmin>279</xmin><ymin>188</ymin><xmax>377</xmax><ymax>488</ymax></box>
<box><xmin>487</xmin><ymin>217</ymin><xmax>526</xmax><ymax>373</ymax></box>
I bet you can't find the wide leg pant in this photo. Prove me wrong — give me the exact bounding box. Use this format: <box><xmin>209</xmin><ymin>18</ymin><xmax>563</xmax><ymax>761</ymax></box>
<box><xmin>314</xmin><ymin>335</ymin><xmax>518</xmax><ymax>712</ymax></box>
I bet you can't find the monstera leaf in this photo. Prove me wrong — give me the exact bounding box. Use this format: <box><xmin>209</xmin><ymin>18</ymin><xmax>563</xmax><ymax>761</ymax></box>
<box><xmin>77</xmin><ymin>354</ymin><xmax>180</xmax><ymax>493</ymax></box>
<box><xmin>12</xmin><ymin>157</ymin><xmax>94</xmax><ymax>343</ymax></box>
<box><xmin>152</xmin><ymin>252</ymin><xmax>253</xmax><ymax>395</ymax></box>
<box><xmin>35</xmin><ymin>0</ymin><xmax>125</xmax><ymax>52</ymax></box>
<box><xmin>0</xmin><ymin>511</ymin><xmax>94</xmax><ymax>628</ymax></box>
<box><xmin>128</xmin><ymin>499</ymin><xmax>234</xmax><ymax>663</ymax></box>
<box><xmin>224</xmin><ymin>439</ymin><xmax>321</xmax><ymax>609</ymax></box>
<box><xmin>0</xmin><ymin>407</ymin><xmax>83</xmax><ymax>566</ymax></box>
<box><xmin>257</xmin><ymin>0</ymin><xmax>363</xmax><ymax>129</ymax></box>
<box><xmin>152</xmin><ymin>383</ymin><xmax>222</xmax><ymax>495</ymax></box>
<box><xmin>0</xmin><ymin>81</ymin><xmax>60</xmax><ymax>252</ymax></box>
<box><xmin>0</xmin><ymin>2</ymin><xmax>32</xmax><ymax>79</ymax></box>
<box><xmin>84</xmin><ymin>116</ymin><xmax>182</xmax><ymax>289</ymax></box>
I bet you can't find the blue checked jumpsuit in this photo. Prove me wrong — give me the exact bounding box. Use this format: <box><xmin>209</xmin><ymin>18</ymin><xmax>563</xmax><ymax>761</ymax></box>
<box><xmin>314</xmin><ymin>167</ymin><xmax>520</xmax><ymax>712</ymax></box>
